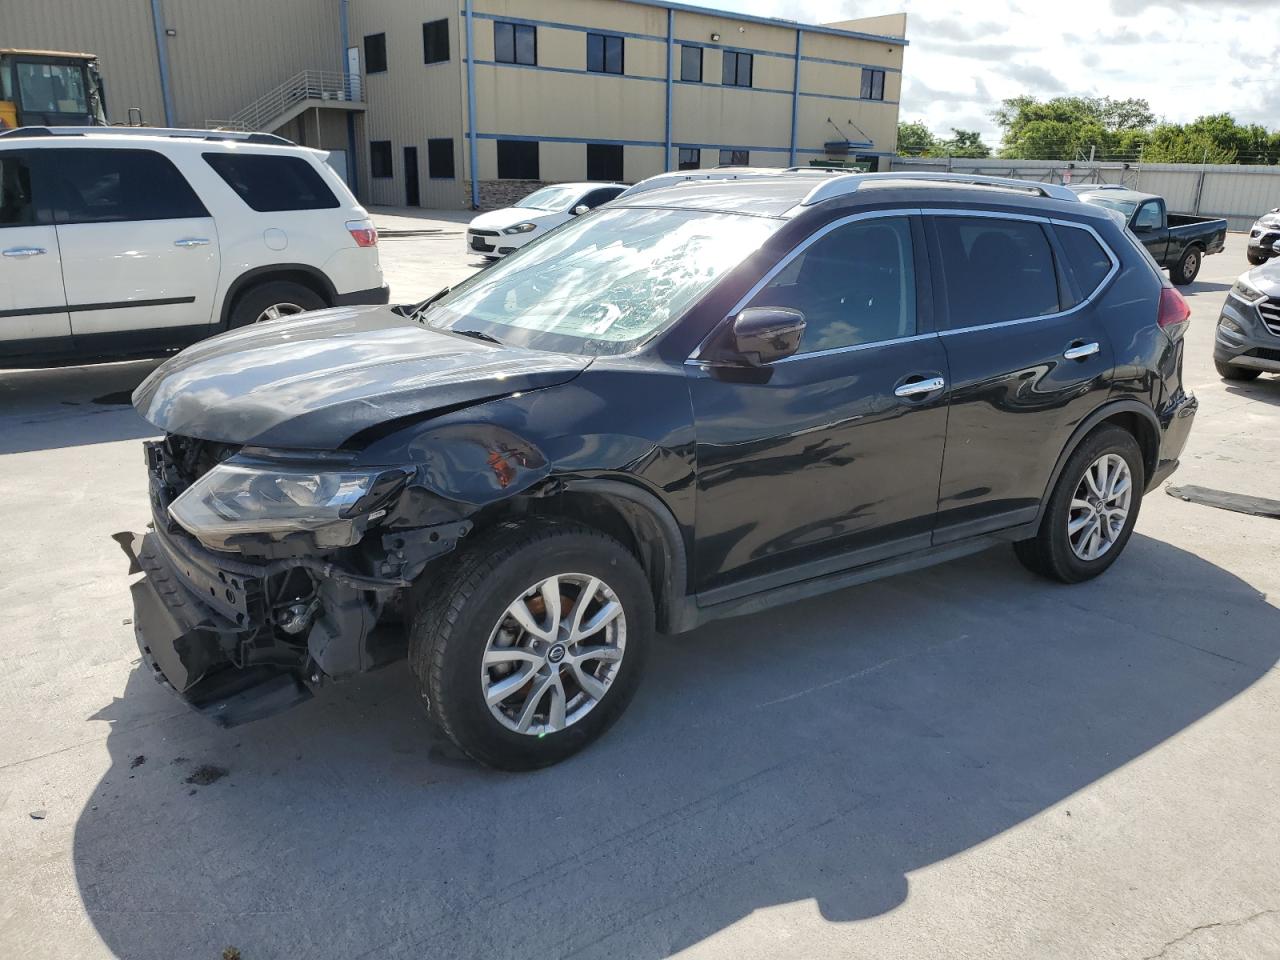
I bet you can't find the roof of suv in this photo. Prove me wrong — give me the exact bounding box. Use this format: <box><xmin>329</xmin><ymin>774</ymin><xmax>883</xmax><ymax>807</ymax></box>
<box><xmin>0</xmin><ymin>126</ymin><xmax>304</xmax><ymax>153</ymax></box>
<box><xmin>613</xmin><ymin>170</ymin><xmax>1108</xmax><ymax>222</ymax></box>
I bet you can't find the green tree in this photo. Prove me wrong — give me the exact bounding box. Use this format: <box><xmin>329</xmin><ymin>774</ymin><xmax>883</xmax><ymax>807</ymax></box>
<box><xmin>1139</xmin><ymin>124</ymin><xmax>1237</xmax><ymax>164</ymax></box>
<box><xmin>936</xmin><ymin>128</ymin><xmax>991</xmax><ymax>158</ymax></box>
<box><xmin>897</xmin><ymin>121</ymin><xmax>936</xmax><ymax>157</ymax></box>
<box><xmin>993</xmin><ymin>96</ymin><xmax>1155</xmax><ymax>159</ymax></box>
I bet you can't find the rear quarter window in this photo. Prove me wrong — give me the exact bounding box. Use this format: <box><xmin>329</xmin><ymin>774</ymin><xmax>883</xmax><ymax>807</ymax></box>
<box><xmin>1055</xmin><ymin>224</ymin><xmax>1114</xmax><ymax>298</ymax></box>
<box><xmin>203</xmin><ymin>152</ymin><xmax>340</xmax><ymax>212</ymax></box>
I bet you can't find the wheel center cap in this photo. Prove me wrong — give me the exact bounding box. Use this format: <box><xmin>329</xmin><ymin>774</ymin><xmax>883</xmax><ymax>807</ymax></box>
<box><xmin>547</xmin><ymin>644</ymin><xmax>566</xmax><ymax>664</ymax></box>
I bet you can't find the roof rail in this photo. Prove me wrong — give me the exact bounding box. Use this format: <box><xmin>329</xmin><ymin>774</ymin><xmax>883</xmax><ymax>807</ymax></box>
<box><xmin>800</xmin><ymin>172</ymin><xmax>1080</xmax><ymax>206</ymax></box>
<box><xmin>0</xmin><ymin>126</ymin><xmax>295</xmax><ymax>146</ymax></box>
<box><xmin>617</xmin><ymin>166</ymin><xmax>839</xmax><ymax>199</ymax></box>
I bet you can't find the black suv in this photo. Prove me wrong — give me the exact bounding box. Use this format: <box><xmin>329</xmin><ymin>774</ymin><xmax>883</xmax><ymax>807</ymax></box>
<box><xmin>128</xmin><ymin>172</ymin><xmax>1198</xmax><ymax>770</ymax></box>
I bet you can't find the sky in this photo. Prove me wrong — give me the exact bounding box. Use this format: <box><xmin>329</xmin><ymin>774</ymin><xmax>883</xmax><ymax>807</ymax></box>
<box><xmin>703</xmin><ymin>0</ymin><xmax>1278</xmax><ymax>149</ymax></box>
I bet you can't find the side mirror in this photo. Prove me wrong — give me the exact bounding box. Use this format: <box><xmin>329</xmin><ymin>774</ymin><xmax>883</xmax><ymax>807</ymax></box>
<box><xmin>572</xmin><ymin>204</ymin><xmax>590</xmax><ymax>215</ymax></box>
<box><xmin>730</xmin><ymin>307</ymin><xmax>806</xmax><ymax>365</ymax></box>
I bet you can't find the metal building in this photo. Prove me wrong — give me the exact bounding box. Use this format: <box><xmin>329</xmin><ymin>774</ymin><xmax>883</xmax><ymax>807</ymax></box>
<box><xmin>0</xmin><ymin>0</ymin><xmax>907</xmax><ymax>209</ymax></box>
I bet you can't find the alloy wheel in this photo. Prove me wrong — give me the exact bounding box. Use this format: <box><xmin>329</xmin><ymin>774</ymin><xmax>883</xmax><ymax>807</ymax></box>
<box><xmin>482</xmin><ymin>573</ymin><xmax>627</xmax><ymax>736</ymax></box>
<box><xmin>1068</xmin><ymin>453</ymin><xmax>1132</xmax><ymax>561</ymax></box>
<box><xmin>255</xmin><ymin>302</ymin><xmax>305</xmax><ymax>323</ymax></box>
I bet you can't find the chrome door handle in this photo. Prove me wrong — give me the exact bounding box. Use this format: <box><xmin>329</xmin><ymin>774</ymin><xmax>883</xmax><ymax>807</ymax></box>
<box><xmin>1063</xmin><ymin>341</ymin><xmax>1100</xmax><ymax>361</ymax></box>
<box><xmin>173</xmin><ymin>237</ymin><xmax>211</xmax><ymax>247</ymax></box>
<box><xmin>894</xmin><ymin>376</ymin><xmax>946</xmax><ymax>398</ymax></box>
<box><xmin>2</xmin><ymin>246</ymin><xmax>46</xmax><ymax>257</ymax></box>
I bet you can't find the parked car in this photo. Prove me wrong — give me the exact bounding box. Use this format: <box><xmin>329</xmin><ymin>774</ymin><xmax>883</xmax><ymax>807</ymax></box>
<box><xmin>128</xmin><ymin>171</ymin><xmax>1197</xmax><ymax>770</ymax></box>
<box><xmin>1214</xmin><ymin>258</ymin><xmax>1280</xmax><ymax>380</ymax></box>
<box><xmin>464</xmin><ymin>182</ymin><xmax>624</xmax><ymax>258</ymax></box>
<box><xmin>0</xmin><ymin>126</ymin><xmax>385</xmax><ymax>368</ymax></box>
<box><xmin>1078</xmin><ymin>188</ymin><xmax>1227</xmax><ymax>285</ymax></box>
<box><xmin>1247</xmin><ymin>207</ymin><xmax>1280</xmax><ymax>265</ymax></box>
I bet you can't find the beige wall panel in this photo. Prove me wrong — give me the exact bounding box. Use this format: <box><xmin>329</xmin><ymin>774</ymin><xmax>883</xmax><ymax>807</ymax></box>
<box><xmin>539</xmin><ymin>140</ymin><xmax>584</xmax><ymax>181</ymax></box>
<box><xmin>160</xmin><ymin>0</ymin><xmax>342</xmax><ymax>126</ymax></box>
<box><xmin>671</xmin><ymin>86</ymin><xmax>791</xmax><ymax>150</ymax></box>
<box><xmin>476</xmin><ymin>0</ymin><xmax>666</xmax><ymax>41</ymax></box>
<box><xmin>795</xmin><ymin>97</ymin><xmax>897</xmax><ymax>155</ymax></box>
<box><xmin>751</xmin><ymin>55</ymin><xmax>794</xmax><ymax>92</ymax></box>
<box><xmin>802</xmin><ymin>31</ymin><xmax>904</xmax><ymax>72</ymax></box>
<box><xmin>473</xmin><ymin>67</ymin><xmax>666</xmax><ymax>142</ymax></box>
<box><xmin>0</xmin><ymin>0</ymin><xmax>165</xmax><ymax>124</ymax></box>
<box><xmin>352</xmin><ymin>0</ymin><xmax>465</xmax><ymax>208</ymax></box>
<box><xmin>538</xmin><ymin>27</ymin><xmax>588</xmax><ymax>71</ymax></box>
<box><xmin>673</xmin><ymin>11</ymin><xmax>794</xmax><ymax>57</ymax></box>
<box><xmin>801</xmin><ymin>60</ymin><xmax>868</xmax><ymax>101</ymax></box>
<box><xmin>621</xmin><ymin>38</ymin><xmax>667</xmax><ymax>80</ymax></box>
<box><xmin>624</xmin><ymin>145</ymin><xmax>665</xmax><ymax>182</ymax></box>
<box><xmin>824</xmin><ymin>14</ymin><xmax>908</xmax><ymax>40</ymax></box>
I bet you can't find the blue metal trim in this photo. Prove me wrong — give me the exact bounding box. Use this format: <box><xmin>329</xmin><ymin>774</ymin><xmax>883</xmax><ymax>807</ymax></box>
<box><xmin>671</xmin><ymin>78</ymin><xmax>791</xmax><ymax>95</ymax></box>
<box><xmin>666</xmin><ymin>39</ymin><xmax>796</xmax><ymax>60</ymax></box>
<box><xmin>801</xmin><ymin>54</ymin><xmax>902</xmax><ymax>73</ymax></box>
<box><xmin>471</xmin><ymin>132</ymin><xmax>861</xmax><ymax>155</ymax></box>
<box><xmin>799</xmin><ymin>91</ymin><xmax>899</xmax><ymax>105</ymax></box>
<box><xmin>149</xmin><ymin>0</ymin><xmax>176</xmax><ymax>126</ymax></box>
<box><xmin>664</xmin><ymin>9</ymin><xmax>673</xmax><ymax>172</ymax></box>
<box><xmin>789</xmin><ymin>29</ymin><xmax>801</xmax><ymax>166</ymax></box>
<box><xmin>469</xmin><ymin>59</ymin><xmax>665</xmax><ymax>82</ymax></box>
<box><xmin>615</xmin><ymin>0</ymin><xmax>907</xmax><ymax>46</ymax></box>
<box><xmin>465</xmin><ymin>0</ymin><xmax>479</xmax><ymax>209</ymax></box>
<box><xmin>339</xmin><ymin>0</ymin><xmax>357</xmax><ymax>195</ymax></box>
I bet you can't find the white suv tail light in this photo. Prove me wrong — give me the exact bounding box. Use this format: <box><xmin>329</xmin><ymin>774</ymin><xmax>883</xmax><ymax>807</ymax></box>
<box><xmin>346</xmin><ymin>219</ymin><xmax>378</xmax><ymax>247</ymax></box>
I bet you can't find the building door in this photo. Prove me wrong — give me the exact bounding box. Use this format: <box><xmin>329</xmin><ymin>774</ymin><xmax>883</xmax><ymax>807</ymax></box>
<box><xmin>404</xmin><ymin>146</ymin><xmax>420</xmax><ymax>207</ymax></box>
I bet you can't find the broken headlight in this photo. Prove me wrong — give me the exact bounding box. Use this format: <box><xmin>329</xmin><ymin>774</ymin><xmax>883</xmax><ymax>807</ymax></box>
<box><xmin>168</xmin><ymin>462</ymin><xmax>406</xmax><ymax>551</ymax></box>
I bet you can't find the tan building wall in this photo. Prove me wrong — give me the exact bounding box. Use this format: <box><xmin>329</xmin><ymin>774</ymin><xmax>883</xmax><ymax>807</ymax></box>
<box><xmin>0</xmin><ymin>0</ymin><xmax>166</xmax><ymax>124</ymax></box>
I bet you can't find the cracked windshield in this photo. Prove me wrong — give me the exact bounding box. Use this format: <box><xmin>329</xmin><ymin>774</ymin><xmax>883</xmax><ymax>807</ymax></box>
<box><xmin>423</xmin><ymin>207</ymin><xmax>781</xmax><ymax>355</ymax></box>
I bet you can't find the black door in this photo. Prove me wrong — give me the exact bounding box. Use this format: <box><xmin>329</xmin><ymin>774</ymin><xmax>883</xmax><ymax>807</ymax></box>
<box><xmin>687</xmin><ymin>214</ymin><xmax>949</xmax><ymax>601</ymax></box>
<box><xmin>1131</xmin><ymin>199</ymin><xmax>1167</xmax><ymax>262</ymax></box>
<box><xmin>403</xmin><ymin>146</ymin><xmax>420</xmax><ymax>206</ymax></box>
<box><xmin>928</xmin><ymin>213</ymin><xmax>1115</xmax><ymax>541</ymax></box>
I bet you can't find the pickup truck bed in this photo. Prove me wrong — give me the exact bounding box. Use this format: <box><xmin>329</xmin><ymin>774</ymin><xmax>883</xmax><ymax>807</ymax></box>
<box><xmin>1080</xmin><ymin>189</ymin><xmax>1227</xmax><ymax>285</ymax></box>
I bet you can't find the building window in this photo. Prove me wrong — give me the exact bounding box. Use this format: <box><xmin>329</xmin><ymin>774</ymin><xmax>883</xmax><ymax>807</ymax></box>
<box><xmin>423</xmin><ymin>19</ymin><xmax>449</xmax><ymax>64</ymax></box>
<box><xmin>370</xmin><ymin>140</ymin><xmax>393</xmax><ymax>178</ymax></box>
<box><xmin>587</xmin><ymin>33</ymin><xmax>624</xmax><ymax>75</ymax></box>
<box><xmin>427</xmin><ymin>138</ymin><xmax>455</xmax><ymax>179</ymax></box>
<box><xmin>494</xmin><ymin>21</ymin><xmax>536</xmax><ymax>65</ymax></box>
<box><xmin>587</xmin><ymin>143</ymin><xmax>623</xmax><ymax>181</ymax></box>
<box><xmin>679</xmin><ymin>45</ymin><xmax>702</xmax><ymax>82</ymax></box>
<box><xmin>678</xmin><ymin>148</ymin><xmax>700</xmax><ymax>171</ymax></box>
<box><xmin>860</xmin><ymin>68</ymin><xmax>885</xmax><ymax>100</ymax></box>
<box><xmin>497</xmin><ymin>140</ymin><xmax>539</xmax><ymax>179</ymax></box>
<box><xmin>718</xmin><ymin>149</ymin><xmax>749</xmax><ymax>166</ymax></box>
<box><xmin>722</xmin><ymin>50</ymin><xmax>752</xmax><ymax>87</ymax></box>
<box><xmin>364</xmin><ymin>33</ymin><xmax>387</xmax><ymax>74</ymax></box>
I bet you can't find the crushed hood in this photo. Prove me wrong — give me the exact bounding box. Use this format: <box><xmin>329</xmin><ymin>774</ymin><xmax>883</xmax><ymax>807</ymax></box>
<box><xmin>132</xmin><ymin>305</ymin><xmax>590</xmax><ymax>449</ymax></box>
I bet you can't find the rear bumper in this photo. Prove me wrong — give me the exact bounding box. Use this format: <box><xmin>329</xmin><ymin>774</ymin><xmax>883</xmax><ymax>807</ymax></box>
<box><xmin>1149</xmin><ymin>389</ymin><xmax>1198</xmax><ymax>490</ymax></box>
<box><xmin>333</xmin><ymin>283</ymin><xmax>391</xmax><ymax>306</ymax></box>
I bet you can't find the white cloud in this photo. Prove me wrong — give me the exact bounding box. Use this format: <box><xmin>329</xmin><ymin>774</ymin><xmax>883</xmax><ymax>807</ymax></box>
<box><xmin>707</xmin><ymin>0</ymin><xmax>1277</xmax><ymax>145</ymax></box>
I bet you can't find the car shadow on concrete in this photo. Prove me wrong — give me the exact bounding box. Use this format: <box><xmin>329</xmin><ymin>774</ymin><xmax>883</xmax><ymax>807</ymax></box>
<box><xmin>1182</xmin><ymin>279</ymin><xmax>1231</xmax><ymax>296</ymax></box>
<box><xmin>74</xmin><ymin>533</ymin><xmax>1279</xmax><ymax>959</ymax></box>
<box><xmin>0</xmin><ymin>360</ymin><xmax>162</xmax><ymax>455</ymax></box>
<box><xmin>1223</xmin><ymin>375</ymin><xmax>1280</xmax><ymax>405</ymax></box>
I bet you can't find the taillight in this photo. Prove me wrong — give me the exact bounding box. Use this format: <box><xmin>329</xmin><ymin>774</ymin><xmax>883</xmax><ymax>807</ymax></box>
<box><xmin>1157</xmin><ymin>286</ymin><xmax>1190</xmax><ymax>330</ymax></box>
<box><xmin>346</xmin><ymin>219</ymin><xmax>378</xmax><ymax>247</ymax></box>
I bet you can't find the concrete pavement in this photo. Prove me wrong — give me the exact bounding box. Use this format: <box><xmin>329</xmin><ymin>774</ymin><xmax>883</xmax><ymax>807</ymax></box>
<box><xmin>1</xmin><ymin>224</ymin><xmax>1278</xmax><ymax>960</ymax></box>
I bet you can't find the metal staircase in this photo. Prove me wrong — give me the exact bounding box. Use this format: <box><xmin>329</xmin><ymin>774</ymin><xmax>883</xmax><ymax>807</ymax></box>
<box><xmin>208</xmin><ymin>70</ymin><xmax>364</xmax><ymax>133</ymax></box>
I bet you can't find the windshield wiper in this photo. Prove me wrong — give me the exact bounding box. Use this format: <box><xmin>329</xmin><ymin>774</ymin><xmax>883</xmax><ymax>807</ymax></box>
<box><xmin>405</xmin><ymin>285</ymin><xmax>451</xmax><ymax>322</ymax></box>
<box><xmin>450</xmin><ymin>328</ymin><xmax>503</xmax><ymax>345</ymax></box>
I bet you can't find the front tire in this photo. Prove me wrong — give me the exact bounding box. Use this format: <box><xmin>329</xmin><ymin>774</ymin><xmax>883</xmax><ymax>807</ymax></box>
<box><xmin>1247</xmin><ymin>250</ymin><xmax>1269</xmax><ymax>266</ymax></box>
<box><xmin>1169</xmin><ymin>246</ymin><xmax>1202</xmax><ymax>286</ymax></box>
<box><xmin>409</xmin><ymin>521</ymin><xmax>653</xmax><ymax>771</ymax></box>
<box><xmin>1215</xmin><ymin>360</ymin><xmax>1262</xmax><ymax>381</ymax></box>
<box><xmin>1014</xmin><ymin>425</ymin><xmax>1144</xmax><ymax>584</ymax></box>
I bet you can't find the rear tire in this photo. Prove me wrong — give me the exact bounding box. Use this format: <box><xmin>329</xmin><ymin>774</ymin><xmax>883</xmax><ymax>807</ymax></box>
<box><xmin>1168</xmin><ymin>246</ymin><xmax>1202</xmax><ymax>286</ymax></box>
<box><xmin>228</xmin><ymin>280</ymin><xmax>326</xmax><ymax>328</ymax></box>
<box><xmin>409</xmin><ymin>521</ymin><xmax>653</xmax><ymax>771</ymax></box>
<box><xmin>1014</xmin><ymin>425</ymin><xmax>1144</xmax><ymax>584</ymax></box>
<box><xmin>1215</xmin><ymin>360</ymin><xmax>1262</xmax><ymax>381</ymax></box>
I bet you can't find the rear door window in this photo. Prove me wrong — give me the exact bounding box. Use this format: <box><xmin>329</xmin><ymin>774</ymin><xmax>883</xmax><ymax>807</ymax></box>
<box><xmin>1054</xmin><ymin>224</ymin><xmax>1114</xmax><ymax>299</ymax></box>
<box><xmin>0</xmin><ymin>153</ymin><xmax>37</xmax><ymax>226</ymax></box>
<box><xmin>750</xmin><ymin>216</ymin><xmax>917</xmax><ymax>353</ymax></box>
<box><xmin>49</xmin><ymin>148</ymin><xmax>208</xmax><ymax>223</ymax></box>
<box><xmin>203</xmin><ymin>152</ymin><xmax>340</xmax><ymax>212</ymax></box>
<box><xmin>932</xmin><ymin>217</ymin><xmax>1061</xmax><ymax>328</ymax></box>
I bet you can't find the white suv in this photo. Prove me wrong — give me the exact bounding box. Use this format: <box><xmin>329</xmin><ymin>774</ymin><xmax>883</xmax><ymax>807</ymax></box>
<box><xmin>0</xmin><ymin>127</ymin><xmax>386</xmax><ymax>367</ymax></box>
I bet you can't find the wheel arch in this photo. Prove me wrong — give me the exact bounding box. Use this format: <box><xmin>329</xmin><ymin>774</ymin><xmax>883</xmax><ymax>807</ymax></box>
<box><xmin>219</xmin><ymin>264</ymin><xmax>338</xmax><ymax>329</ymax></box>
<box><xmin>1034</xmin><ymin>400</ymin><xmax>1161</xmax><ymax>527</ymax></box>
<box><xmin>519</xmin><ymin>478</ymin><xmax>693</xmax><ymax>635</ymax></box>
